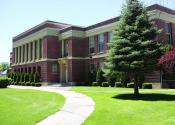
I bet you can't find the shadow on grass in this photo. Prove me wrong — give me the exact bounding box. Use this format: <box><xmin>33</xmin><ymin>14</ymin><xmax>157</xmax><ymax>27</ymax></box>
<box><xmin>113</xmin><ymin>93</ymin><xmax>175</xmax><ymax>101</ymax></box>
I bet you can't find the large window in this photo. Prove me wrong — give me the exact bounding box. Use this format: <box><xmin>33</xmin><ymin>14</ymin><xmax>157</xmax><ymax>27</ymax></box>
<box><xmin>89</xmin><ymin>36</ymin><xmax>95</xmax><ymax>54</ymax></box>
<box><xmin>98</xmin><ymin>34</ymin><xmax>105</xmax><ymax>53</ymax></box>
<box><xmin>164</xmin><ymin>23</ymin><xmax>173</xmax><ymax>44</ymax></box>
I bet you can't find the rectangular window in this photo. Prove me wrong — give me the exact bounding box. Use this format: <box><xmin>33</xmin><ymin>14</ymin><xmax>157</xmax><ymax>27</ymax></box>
<box><xmin>98</xmin><ymin>34</ymin><xmax>105</xmax><ymax>53</ymax></box>
<box><xmin>52</xmin><ymin>64</ymin><xmax>57</xmax><ymax>73</ymax></box>
<box><xmin>164</xmin><ymin>23</ymin><xmax>173</xmax><ymax>44</ymax></box>
<box><xmin>89</xmin><ymin>36</ymin><xmax>95</xmax><ymax>54</ymax></box>
<box><xmin>108</xmin><ymin>31</ymin><xmax>113</xmax><ymax>42</ymax></box>
<box><xmin>64</xmin><ymin>41</ymin><xmax>68</xmax><ymax>57</ymax></box>
<box><xmin>90</xmin><ymin>63</ymin><xmax>95</xmax><ymax>73</ymax></box>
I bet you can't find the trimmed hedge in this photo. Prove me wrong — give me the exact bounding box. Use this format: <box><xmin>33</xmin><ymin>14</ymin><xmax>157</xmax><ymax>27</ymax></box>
<box><xmin>92</xmin><ymin>82</ymin><xmax>99</xmax><ymax>86</ymax></box>
<box><xmin>0</xmin><ymin>78</ymin><xmax>12</xmax><ymax>88</ymax></box>
<box><xmin>109</xmin><ymin>82</ymin><xmax>115</xmax><ymax>87</ymax></box>
<box><xmin>127</xmin><ymin>82</ymin><xmax>134</xmax><ymax>88</ymax></box>
<box><xmin>115</xmin><ymin>82</ymin><xmax>122</xmax><ymax>87</ymax></box>
<box><xmin>102</xmin><ymin>82</ymin><xmax>109</xmax><ymax>87</ymax></box>
<box><xmin>142</xmin><ymin>83</ymin><xmax>152</xmax><ymax>89</ymax></box>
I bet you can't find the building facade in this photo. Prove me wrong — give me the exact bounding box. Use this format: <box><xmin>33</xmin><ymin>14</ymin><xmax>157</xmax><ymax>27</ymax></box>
<box><xmin>10</xmin><ymin>4</ymin><xmax>175</xmax><ymax>86</ymax></box>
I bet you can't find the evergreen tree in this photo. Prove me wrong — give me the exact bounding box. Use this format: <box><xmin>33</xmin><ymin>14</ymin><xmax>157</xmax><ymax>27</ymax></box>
<box><xmin>104</xmin><ymin>0</ymin><xmax>163</xmax><ymax>95</ymax></box>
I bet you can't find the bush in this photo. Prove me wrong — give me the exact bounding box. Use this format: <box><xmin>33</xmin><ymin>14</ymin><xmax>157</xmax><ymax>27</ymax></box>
<box><xmin>29</xmin><ymin>73</ymin><xmax>34</xmax><ymax>83</ymax></box>
<box><xmin>109</xmin><ymin>82</ymin><xmax>115</xmax><ymax>87</ymax></box>
<box><xmin>115</xmin><ymin>82</ymin><xmax>122</xmax><ymax>87</ymax></box>
<box><xmin>31</xmin><ymin>82</ymin><xmax>35</xmax><ymax>86</ymax></box>
<box><xmin>35</xmin><ymin>83</ymin><xmax>42</xmax><ymax>87</ymax></box>
<box><xmin>26</xmin><ymin>82</ymin><xmax>31</xmax><ymax>86</ymax></box>
<box><xmin>105</xmin><ymin>71</ymin><xmax>119</xmax><ymax>87</ymax></box>
<box><xmin>142</xmin><ymin>83</ymin><xmax>152</xmax><ymax>89</ymax></box>
<box><xmin>96</xmin><ymin>69</ymin><xmax>105</xmax><ymax>86</ymax></box>
<box><xmin>20</xmin><ymin>73</ymin><xmax>24</xmax><ymax>83</ymax></box>
<box><xmin>127</xmin><ymin>82</ymin><xmax>134</xmax><ymax>88</ymax></box>
<box><xmin>16</xmin><ymin>73</ymin><xmax>20</xmax><ymax>83</ymax></box>
<box><xmin>121</xmin><ymin>73</ymin><xmax>130</xmax><ymax>87</ymax></box>
<box><xmin>92</xmin><ymin>82</ymin><xmax>99</xmax><ymax>86</ymax></box>
<box><xmin>102</xmin><ymin>82</ymin><xmax>109</xmax><ymax>87</ymax></box>
<box><xmin>87</xmin><ymin>71</ymin><xmax>96</xmax><ymax>86</ymax></box>
<box><xmin>24</xmin><ymin>73</ymin><xmax>29</xmax><ymax>83</ymax></box>
<box><xmin>34</xmin><ymin>72</ymin><xmax>40</xmax><ymax>83</ymax></box>
<box><xmin>0</xmin><ymin>78</ymin><xmax>12</xmax><ymax>88</ymax></box>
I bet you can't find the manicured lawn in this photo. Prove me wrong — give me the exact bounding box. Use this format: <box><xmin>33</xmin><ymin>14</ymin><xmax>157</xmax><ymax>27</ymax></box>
<box><xmin>0</xmin><ymin>88</ymin><xmax>65</xmax><ymax>125</ymax></box>
<box><xmin>71</xmin><ymin>87</ymin><xmax>175</xmax><ymax>125</ymax></box>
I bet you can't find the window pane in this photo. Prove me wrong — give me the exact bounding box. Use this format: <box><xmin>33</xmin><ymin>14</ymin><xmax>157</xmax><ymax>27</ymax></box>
<box><xmin>108</xmin><ymin>32</ymin><xmax>113</xmax><ymax>42</ymax></box>
<box><xmin>89</xmin><ymin>36</ymin><xmax>95</xmax><ymax>53</ymax></box>
<box><xmin>98</xmin><ymin>34</ymin><xmax>105</xmax><ymax>52</ymax></box>
<box><xmin>52</xmin><ymin>64</ymin><xmax>57</xmax><ymax>73</ymax></box>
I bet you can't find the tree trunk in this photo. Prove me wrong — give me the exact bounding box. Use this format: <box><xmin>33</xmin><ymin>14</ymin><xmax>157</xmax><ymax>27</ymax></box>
<box><xmin>134</xmin><ymin>76</ymin><xmax>139</xmax><ymax>96</ymax></box>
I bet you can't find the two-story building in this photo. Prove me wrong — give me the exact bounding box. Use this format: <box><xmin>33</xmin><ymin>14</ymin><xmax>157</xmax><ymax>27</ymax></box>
<box><xmin>10</xmin><ymin>4</ymin><xmax>175</xmax><ymax>86</ymax></box>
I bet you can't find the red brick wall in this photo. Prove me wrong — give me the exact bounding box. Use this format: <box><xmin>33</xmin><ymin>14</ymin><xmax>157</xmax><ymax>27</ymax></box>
<box><xmin>68</xmin><ymin>59</ymin><xmax>87</xmax><ymax>82</ymax></box>
<box><xmin>43</xmin><ymin>36</ymin><xmax>60</xmax><ymax>59</ymax></box>
<box><xmin>71</xmin><ymin>37</ymin><xmax>89</xmax><ymax>57</ymax></box>
<box><xmin>11</xmin><ymin>61</ymin><xmax>60</xmax><ymax>83</ymax></box>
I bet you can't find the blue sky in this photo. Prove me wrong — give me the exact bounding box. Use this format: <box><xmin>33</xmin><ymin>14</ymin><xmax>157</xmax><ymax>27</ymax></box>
<box><xmin>1</xmin><ymin>0</ymin><xmax>175</xmax><ymax>62</ymax></box>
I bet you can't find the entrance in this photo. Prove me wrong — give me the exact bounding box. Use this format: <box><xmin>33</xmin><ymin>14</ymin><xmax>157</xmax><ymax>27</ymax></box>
<box><xmin>60</xmin><ymin>63</ymin><xmax>67</xmax><ymax>83</ymax></box>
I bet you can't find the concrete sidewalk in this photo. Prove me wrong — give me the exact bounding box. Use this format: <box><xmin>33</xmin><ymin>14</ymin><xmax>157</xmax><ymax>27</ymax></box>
<box><xmin>9</xmin><ymin>86</ymin><xmax>95</xmax><ymax>125</ymax></box>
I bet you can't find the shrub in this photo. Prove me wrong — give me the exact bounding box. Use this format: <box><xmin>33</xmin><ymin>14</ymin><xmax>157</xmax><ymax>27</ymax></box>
<box><xmin>87</xmin><ymin>71</ymin><xmax>96</xmax><ymax>86</ymax></box>
<box><xmin>34</xmin><ymin>72</ymin><xmax>40</xmax><ymax>83</ymax></box>
<box><xmin>26</xmin><ymin>82</ymin><xmax>31</xmax><ymax>86</ymax></box>
<box><xmin>121</xmin><ymin>73</ymin><xmax>130</xmax><ymax>87</ymax></box>
<box><xmin>20</xmin><ymin>73</ymin><xmax>24</xmax><ymax>83</ymax></box>
<box><xmin>102</xmin><ymin>82</ymin><xmax>109</xmax><ymax>87</ymax></box>
<box><xmin>16</xmin><ymin>73</ymin><xmax>20</xmax><ymax>83</ymax></box>
<box><xmin>142</xmin><ymin>83</ymin><xmax>152</xmax><ymax>89</ymax></box>
<box><xmin>29</xmin><ymin>73</ymin><xmax>34</xmax><ymax>83</ymax></box>
<box><xmin>31</xmin><ymin>82</ymin><xmax>35</xmax><ymax>86</ymax></box>
<box><xmin>105</xmin><ymin>71</ymin><xmax>119</xmax><ymax>87</ymax></box>
<box><xmin>24</xmin><ymin>73</ymin><xmax>29</xmax><ymax>83</ymax></box>
<box><xmin>115</xmin><ymin>82</ymin><xmax>122</xmax><ymax>87</ymax></box>
<box><xmin>96</xmin><ymin>69</ymin><xmax>105</xmax><ymax>86</ymax></box>
<box><xmin>92</xmin><ymin>82</ymin><xmax>99</xmax><ymax>86</ymax></box>
<box><xmin>35</xmin><ymin>83</ymin><xmax>42</xmax><ymax>87</ymax></box>
<box><xmin>0</xmin><ymin>78</ymin><xmax>12</xmax><ymax>88</ymax></box>
<box><xmin>127</xmin><ymin>82</ymin><xmax>134</xmax><ymax>88</ymax></box>
<box><xmin>109</xmin><ymin>82</ymin><xmax>115</xmax><ymax>87</ymax></box>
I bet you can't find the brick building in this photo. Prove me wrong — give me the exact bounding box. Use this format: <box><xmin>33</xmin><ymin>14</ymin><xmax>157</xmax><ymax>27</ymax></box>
<box><xmin>10</xmin><ymin>4</ymin><xmax>175</xmax><ymax>86</ymax></box>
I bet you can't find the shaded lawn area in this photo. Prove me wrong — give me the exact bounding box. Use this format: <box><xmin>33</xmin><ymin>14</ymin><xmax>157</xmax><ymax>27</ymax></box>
<box><xmin>71</xmin><ymin>87</ymin><xmax>175</xmax><ymax>125</ymax></box>
<box><xmin>0</xmin><ymin>88</ymin><xmax>65</xmax><ymax>125</ymax></box>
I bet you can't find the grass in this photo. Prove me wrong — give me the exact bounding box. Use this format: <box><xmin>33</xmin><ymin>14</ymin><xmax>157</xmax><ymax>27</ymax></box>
<box><xmin>71</xmin><ymin>87</ymin><xmax>175</xmax><ymax>125</ymax></box>
<box><xmin>0</xmin><ymin>88</ymin><xmax>65</xmax><ymax>125</ymax></box>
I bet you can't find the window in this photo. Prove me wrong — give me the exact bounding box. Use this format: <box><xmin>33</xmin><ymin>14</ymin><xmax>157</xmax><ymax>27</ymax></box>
<box><xmin>90</xmin><ymin>63</ymin><xmax>95</xmax><ymax>73</ymax></box>
<box><xmin>108</xmin><ymin>31</ymin><xmax>113</xmax><ymax>42</ymax></box>
<box><xmin>164</xmin><ymin>23</ymin><xmax>173</xmax><ymax>44</ymax></box>
<box><xmin>52</xmin><ymin>64</ymin><xmax>57</xmax><ymax>73</ymax></box>
<box><xmin>99</xmin><ymin>62</ymin><xmax>104</xmax><ymax>69</ymax></box>
<box><xmin>64</xmin><ymin>41</ymin><xmax>68</xmax><ymax>57</ymax></box>
<box><xmin>98</xmin><ymin>34</ymin><xmax>105</xmax><ymax>53</ymax></box>
<box><xmin>89</xmin><ymin>36</ymin><xmax>95</xmax><ymax>54</ymax></box>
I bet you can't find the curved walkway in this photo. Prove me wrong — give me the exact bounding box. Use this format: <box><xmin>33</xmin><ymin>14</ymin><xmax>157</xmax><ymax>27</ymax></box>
<box><xmin>9</xmin><ymin>85</ymin><xmax>95</xmax><ymax>125</ymax></box>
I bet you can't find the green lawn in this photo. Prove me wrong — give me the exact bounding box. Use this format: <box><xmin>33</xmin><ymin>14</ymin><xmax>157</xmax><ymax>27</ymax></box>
<box><xmin>0</xmin><ymin>88</ymin><xmax>65</xmax><ymax>125</ymax></box>
<box><xmin>71</xmin><ymin>87</ymin><xmax>175</xmax><ymax>125</ymax></box>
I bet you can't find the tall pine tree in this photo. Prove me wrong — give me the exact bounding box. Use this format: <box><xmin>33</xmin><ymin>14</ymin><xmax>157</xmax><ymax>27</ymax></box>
<box><xmin>104</xmin><ymin>0</ymin><xmax>163</xmax><ymax>96</ymax></box>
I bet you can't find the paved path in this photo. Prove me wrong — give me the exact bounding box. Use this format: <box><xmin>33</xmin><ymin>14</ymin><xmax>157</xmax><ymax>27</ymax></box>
<box><xmin>9</xmin><ymin>85</ymin><xmax>95</xmax><ymax>125</ymax></box>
